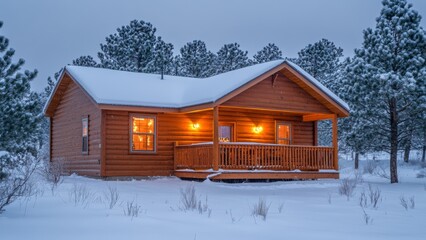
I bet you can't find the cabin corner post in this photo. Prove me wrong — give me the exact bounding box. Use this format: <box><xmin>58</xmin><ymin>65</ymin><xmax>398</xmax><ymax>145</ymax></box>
<box><xmin>173</xmin><ymin>141</ymin><xmax>178</xmax><ymax>171</ymax></box>
<box><xmin>332</xmin><ymin>114</ymin><xmax>338</xmax><ymax>170</ymax></box>
<box><xmin>100</xmin><ymin>110</ymin><xmax>107</xmax><ymax>177</ymax></box>
<box><xmin>49</xmin><ymin>116</ymin><xmax>52</xmax><ymax>162</ymax></box>
<box><xmin>212</xmin><ymin>106</ymin><xmax>219</xmax><ymax>171</ymax></box>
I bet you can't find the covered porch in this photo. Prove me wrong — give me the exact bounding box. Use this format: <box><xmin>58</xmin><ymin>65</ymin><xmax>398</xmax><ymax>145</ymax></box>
<box><xmin>173</xmin><ymin>106</ymin><xmax>340</xmax><ymax>181</ymax></box>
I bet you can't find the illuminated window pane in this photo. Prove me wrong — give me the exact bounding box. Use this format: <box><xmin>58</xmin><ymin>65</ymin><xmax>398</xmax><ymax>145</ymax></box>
<box><xmin>82</xmin><ymin>118</ymin><xmax>88</xmax><ymax>136</ymax></box>
<box><xmin>278</xmin><ymin>125</ymin><xmax>290</xmax><ymax>139</ymax></box>
<box><xmin>82</xmin><ymin>117</ymin><xmax>89</xmax><ymax>153</ymax></box>
<box><xmin>277</xmin><ymin>123</ymin><xmax>291</xmax><ymax>145</ymax></box>
<box><xmin>131</xmin><ymin>115</ymin><xmax>155</xmax><ymax>152</ymax></box>
<box><xmin>133</xmin><ymin>117</ymin><xmax>154</xmax><ymax>133</ymax></box>
<box><xmin>219</xmin><ymin>126</ymin><xmax>232</xmax><ymax>142</ymax></box>
<box><xmin>146</xmin><ymin>135</ymin><xmax>154</xmax><ymax>151</ymax></box>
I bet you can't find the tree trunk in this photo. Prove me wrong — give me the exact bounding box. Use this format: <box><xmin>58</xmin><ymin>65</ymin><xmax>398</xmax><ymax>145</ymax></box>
<box><xmin>403</xmin><ymin>128</ymin><xmax>412</xmax><ymax>163</ymax></box>
<box><xmin>354</xmin><ymin>152</ymin><xmax>359</xmax><ymax>170</ymax></box>
<box><xmin>390</xmin><ymin>97</ymin><xmax>398</xmax><ymax>183</ymax></box>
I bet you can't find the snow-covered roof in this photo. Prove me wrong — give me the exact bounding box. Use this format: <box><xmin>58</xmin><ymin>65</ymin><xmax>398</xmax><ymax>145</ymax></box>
<box><xmin>64</xmin><ymin>60</ymin><xmax>284</xmax><ymax>108</ymax></box>
<box><xmin>44</xmin><ymin>60</ymin><xmax>349</xmax><ymax>114</ymax></box>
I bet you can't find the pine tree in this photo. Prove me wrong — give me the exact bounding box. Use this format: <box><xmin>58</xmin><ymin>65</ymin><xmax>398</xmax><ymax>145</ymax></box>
<box><xmin>343</xmin><ymin>0</ymin><xmax>426</xmax><ymax>183</ymax></box>
<box><xmin>215</xmin><ymin>43</ymin><xmax>249</xmax><ymax>74</ymax></box>
<box><xmin>253</xmin><ymin>43</ymin><xmax>283</xmax><ymax>63</ymax></box>
<box><xmin>170</xmin><ymin>55</ymin><xmax>182</xmax><ymax>76</ymax></box>
<box><xmin>179</xmin><ymin>40</ymin><xmax>216</xmax><ymax>78</ymax></box>
<box><xmin>146</xmin><ymin>37</ymin><xmax>174</xmax><ymax>78</ymax></box>
<box><xmin>293</xmin><ymin>38</ymin><xmax>343</xmax><ymax>89</ymax></box>
<box><xmin>0</xmin><ymin>21</ymin><xmax>43</xmax><ymax>212</ymax></box>
<box><xmin>338</xmin><ymin>59</ymin><xmax>380</xmax><ymax>169</ymax></box>
<box><xmin>72</xmin><ymin>55</ymin><xmax>98</xmax><ymax>67</ymax></box>
<box><xmin>0</xmin><ymin>21</ymin><xmax>40</xmax><ymax>155</ymax></box>
<box><xmin>98</xmin><ymin>20</ymin><xmax>158</xmax><ymax>72</ymax></box>
<box><xmin>44</xmin><ymin>71</ymin><xmax>61</xmax><ymax>99</ymax></box>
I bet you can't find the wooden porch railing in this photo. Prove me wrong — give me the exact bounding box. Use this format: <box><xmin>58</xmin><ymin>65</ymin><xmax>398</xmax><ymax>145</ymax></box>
<box><xmin>174</xmin><ymin>143</ymin><xmax>213</xmax><ymax>169</ymax></box>
<box><xmin>174</xmin><ymin>143</ymin><xmax>335</xmax><ymax>171</ymax></box>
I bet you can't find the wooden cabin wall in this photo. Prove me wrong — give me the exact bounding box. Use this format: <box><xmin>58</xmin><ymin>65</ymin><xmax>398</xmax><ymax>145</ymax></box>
<box><xmin>104</xmin><ymin>110</ymin><xmax>214</xmax><ymax>176</ymax></box>
<box><xmin>219</xmin><ymin>108</ymin><xmax>314</xmax><ymax>145</ymax></box>
<box><xmin>51</xmin><ymin>79</ymin><xmax>101</xmax><ymax>176</ymax></box>
<box><xmin>104</xmin><ymin>108</ymin><xmax>314</xmax><ymax>177</ymax></box>
<box><xmin>222</xmin><ymin>72</ymin><xmax>333</xmax><ymax>114</ymax></box>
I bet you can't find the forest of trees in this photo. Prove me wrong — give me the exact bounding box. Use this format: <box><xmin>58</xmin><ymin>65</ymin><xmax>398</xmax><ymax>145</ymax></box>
<box><xmin>0</xmin><ymin>0</ymin><xmax>425</xmax><ymax>212</ymax></box>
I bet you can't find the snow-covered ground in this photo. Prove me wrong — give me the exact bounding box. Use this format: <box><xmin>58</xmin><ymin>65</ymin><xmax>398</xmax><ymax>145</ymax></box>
<box><xmin>1</xmin><ymin>158</ymin><xmax>425</xmax><ymax>240</ymax></box>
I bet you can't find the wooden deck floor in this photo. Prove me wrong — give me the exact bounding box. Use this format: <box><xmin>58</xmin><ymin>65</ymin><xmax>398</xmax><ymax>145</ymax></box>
<box><xmin>174</xmin><ymin>170</ymin><xmax>339</xmax><ymax>181</ymax></box>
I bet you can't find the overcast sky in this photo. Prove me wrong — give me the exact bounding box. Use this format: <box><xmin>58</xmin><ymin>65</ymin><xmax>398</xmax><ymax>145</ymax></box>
<box><xmin>1</xmin><ymin>0</ymin><xmax>425</xmax><ymax>92</ymax></box>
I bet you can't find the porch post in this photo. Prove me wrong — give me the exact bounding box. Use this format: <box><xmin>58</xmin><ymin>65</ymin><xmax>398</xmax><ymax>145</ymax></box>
<box><xmin>332</xmin><ymin>114</ymin><xmax>338</xmax><ymax>170</ymax></box>
<box><xmin>212</xmin><ymin>106</ymin><xmax>219</xmax><ymax>171</ymax></box>
<box><xmin>313</xmin><ymin>121</ymin><xmax>318</xmax><ymax>146</ymax></box>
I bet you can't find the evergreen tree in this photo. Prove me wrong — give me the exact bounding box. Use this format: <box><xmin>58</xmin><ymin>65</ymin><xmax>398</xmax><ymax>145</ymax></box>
<box><xmin>146</xmin><ymin>37</ymin><xmax>174</xmax><ymax>78</ymax></box>
<box><xmin>294</xmin><ymin>38</ymin><xmax>343</xmax><ymax>89</ymax></box>
<box><xmin>343</xmin><ymin>0</ymin><xmax>426</xmax><ymax>183</ymax></box>
<box><xmin>179</xmin><ymin>40</ymin><xmax>216</xmax><ymax>78</ymax></box>
<box><xmin>44</xmin><ymin>71</ymin><xmax>61</xmax><ymax>98</ymax></box>
<box><xmin>0</xmin><ymin>21</ymin><xmax>43</xmax><ymax>212</ymax></box>
<box><xmin>253</xmin><ymin>43</ymin><xmax>283</xmax><ymax>63</ymax></box>
<box><xmin>338</xmin><ymin>58</ymin><xmax>381</xmax><ymax>169</ymax></box>
<box><xmin>72</xmin><ymin>55</ymin><xmax>98</xmax><ymax>67</ymax></box>
<box><xmin>215</xmin><ymin>43</ymin><xmax>249</xmax><ymax>74</ymax></box>
<box><xmin>0</xmin><ymin>21</ymin><xmax>40</xmax><ymax>155</ymax></box>
<box><xmin>98</xmin><ymin>20</ymin><xmax>157</xmax><ymax>72</ymax></box>
<box><xmin>170</xmin><ymin>55</ymin><xmax>182</xmax><ymax>76</ymax></box>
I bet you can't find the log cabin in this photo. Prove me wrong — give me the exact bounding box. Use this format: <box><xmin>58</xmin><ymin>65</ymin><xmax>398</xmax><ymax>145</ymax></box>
<box><xmin>44</xmin><ymin>60</ymin><xmax>349</xmax><ymax>180</ymax></box>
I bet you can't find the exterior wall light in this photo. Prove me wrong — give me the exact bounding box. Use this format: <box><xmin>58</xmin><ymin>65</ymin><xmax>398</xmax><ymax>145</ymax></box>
<box><xmin>252</xmin><ymin>126</ymin><xmax>263</xmax><ymax>134</ymax></box>
<box><xmin>192</xmin><ymin>123</ymin><xmax>200</xmax><ymax>130</ymax></box>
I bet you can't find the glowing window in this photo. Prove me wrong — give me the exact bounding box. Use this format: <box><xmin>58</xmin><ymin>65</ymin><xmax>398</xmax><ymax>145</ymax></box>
<box><xmin>130</xmin><ymin>115</ymin><xmax>156</xmax><ymax>152</ymax></box>
<box><xmin>219</xmin><ymin>123</ymin><xmax>235</xmax><ymax>142</ymax></box>
<box><xmin>82</xmin><ymin>117</ymin><xmax>89</xmax><ymax>154</ymax></box>
<box><xmin>276</xmin><ymin>122</ymin><xmax>291</xmax><ymax>145</ymax></box>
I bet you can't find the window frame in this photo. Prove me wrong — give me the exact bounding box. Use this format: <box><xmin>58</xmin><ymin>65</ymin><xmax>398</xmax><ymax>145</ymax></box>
<box><xmin>219</xmin><ymin>121</ymin><xmax>236</xmax><ymax>142</ymax></box>
<box><xmin>275</xmin><ymin>121</ymin><xmax>292</xmax><ymax>145</ymax></box>
<box><xmin>129</xmin><ymin>114</ymin><xmax>157</xmax><ymax>154</ymax></box>
<box><xmin>82</xmin><ymin>116</ymin><xmax>89</xmax><ymax>154</ymax></box>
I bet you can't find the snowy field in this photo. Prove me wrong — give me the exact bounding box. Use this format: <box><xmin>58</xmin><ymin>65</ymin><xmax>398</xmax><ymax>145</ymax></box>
<box><xmin>1</xmin><ymin>158</ymin><xmax>425</xmax><ymax>240</ymax></box>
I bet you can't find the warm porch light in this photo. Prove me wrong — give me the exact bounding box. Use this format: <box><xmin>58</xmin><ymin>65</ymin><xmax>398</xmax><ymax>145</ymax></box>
<box><xmin>192</xmin><ymin>123</ymin><xmax>200</xmax><ymax>130</ymax></box>
<box><xmin>252</xmin><ymin>126</ymin><xmax>263</xmax><ymax>134</ymax></box>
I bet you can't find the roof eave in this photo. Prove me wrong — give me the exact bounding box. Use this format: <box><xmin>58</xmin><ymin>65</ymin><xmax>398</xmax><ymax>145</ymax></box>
<box><xmin>43</xmin><ymin>66</ymin><xmax>102</xmax><ymax>117</ymax></box>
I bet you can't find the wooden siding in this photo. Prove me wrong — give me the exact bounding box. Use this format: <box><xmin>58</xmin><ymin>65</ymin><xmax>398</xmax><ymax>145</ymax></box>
<box><xmin>51</xmin><ymin>77</ymin><xmax>101</xmax><ymax>176</ymax></box>
<box><xmin>222</xmin><ymin>72</ymin><xmax>332</xmax><ymax>114</ymax></box>
<box><xmin>281</xmin><ymin>67</ymin><xmax>348</xmax><ymax>117</ymax></box>
<box><xmin>219</xmin><ymin>108</ymin><xmax>314</xmax><ymax>145</ymax></box>
<box><xmin>104</xmin><ymin>110</ymin><xmax>213</xmax><ymax>176</ymax></box>
<box><xmin>104</xmin><ymin>108</ymin><xmax>314</xmax><ymax>177</ymax></box>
